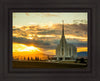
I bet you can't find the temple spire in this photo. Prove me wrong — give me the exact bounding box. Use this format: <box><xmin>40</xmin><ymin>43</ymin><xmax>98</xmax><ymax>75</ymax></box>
<box><xmin>62</xmin><ymin>20</ymin><xmax>64</xmax><ymax>36</ymax></box>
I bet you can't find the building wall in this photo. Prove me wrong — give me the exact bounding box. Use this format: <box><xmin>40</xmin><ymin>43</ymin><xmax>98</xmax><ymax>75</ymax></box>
<box><xmin>56</xmin><ymin>41</ymin><xmax>77</xmax><ymax>61</ymax></box>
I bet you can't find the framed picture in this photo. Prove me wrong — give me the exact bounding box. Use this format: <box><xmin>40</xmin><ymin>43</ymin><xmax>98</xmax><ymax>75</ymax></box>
<box><xmin>0</xmin><ymin>0</ymin><xmax>99</xmax><ymax>81</ymax></box>
<box><xmin>12</xmin><ymin>12</ymin><xmax>88</xmax><ymax>69</ymax></box>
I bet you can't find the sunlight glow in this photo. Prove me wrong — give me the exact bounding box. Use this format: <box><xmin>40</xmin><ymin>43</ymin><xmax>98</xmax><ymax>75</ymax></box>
<box><xmin>13</xmin><ymin>43</ymin><xmax>40</xmax><ymax>52</ymax></box>
<box><xmin>27</xmin><ymin>37</ymin><xmax>33</xmax><ymax>39</ymax></box>
<box><xmin>77</xmin><ymin>47</ymin><xmax>87</xmax><ymax>52</ymax></box>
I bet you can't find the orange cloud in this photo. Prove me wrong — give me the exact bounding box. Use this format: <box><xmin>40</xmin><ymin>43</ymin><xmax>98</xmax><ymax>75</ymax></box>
<box><xmin>25</xmin><ymin>13</ymin><xmax>30</xmax><ymax>16</ymax></box>
<box><xmin>65</xmin><ymin>35</ymin><xmax>87</xmax><ymax>42</ymax></box>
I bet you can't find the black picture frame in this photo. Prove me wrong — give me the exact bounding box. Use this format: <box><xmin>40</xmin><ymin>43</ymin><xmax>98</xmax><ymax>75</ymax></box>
<box><xmin>0</xmin><ymin>0</ymin><xmax>99</xmax><ymax>81</ymax></box>
<box><xmin>9</xmin><ymin>8</ymin><xmax>90</xmax><ymax>73</ymax></box>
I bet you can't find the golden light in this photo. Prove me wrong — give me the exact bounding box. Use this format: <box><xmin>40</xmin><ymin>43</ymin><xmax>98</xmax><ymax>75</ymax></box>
<box><xmin>27</xmin><ymin>46</ymin><xmax>40</xmax><ymax>51</ymax></box>
<box><xmin>43</xmin><ymin>49</ymin><xmax>56</xmax><ymax>55</ymax></box>
<box><xmin>28</xmin><ymin>34</ymin><xmax>32</xmax><ymax>37</ymax></box>
<box><xmin>65</xmin><ymin>35</ymin><xmax>87</xmax><ymax>40</ymax></box>
<box><xmin>13</xmin><ymin>43</ymin><xmax>48</xmax><ymax>60</ymax></box>
<box><xmin>40</xmin><ymin>23</ymin><xmax>53</xmax><ymax>28</ymax></box>
<box><xmin>37</xmin><ymin>35</ymin><xmax>56</xmax><ymax>37</ymax></box>
<box><xmin>13</xmin><ymin>43</ymin><xmax>40</xmax><ymax>52</ymax></box>
<box><xmin>54</xmin><ymin>35</ymin><xmax>87</xmax><ymax>41</ymax></box>
<box><xmin>13</xmin><ymin>33</ymin><xmax>18</xmax><ymax>37</ymax></box>
<box><xmin>77</xmin><ymin>47</ymin><xmax>87</xmax><ymax>52</ymax></box>
<box><xmin>27</xmin><ymin>37</ymin><xmax>33</xmax><ymax>39</ymax></box>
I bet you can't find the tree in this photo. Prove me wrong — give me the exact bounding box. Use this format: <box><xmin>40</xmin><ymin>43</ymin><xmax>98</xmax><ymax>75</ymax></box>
<box><xmin>24</xmin><ymin>57</ymin><xmax>26</xmax><ymax>61</ymax></box>
<box><xmin>31</xmin><ymin>57</ymin><xmax>34</xmax><ymax>61</ymax></box>
<box><xmin>35</xmin><ymin>56</ymin><xmax>39</xmax><ymax>61</ymax></box>
<box><xmin>28</xmin><ymin>57</ymin><xmax>30</xmax><ymax>61</ymax></box>
<box><xmin>80</xmin><ymin>58</ymin><xmax>85</xmax><ymax>63</ymax></box>
<box><xmin>47</xmin><ymin>55</ymin><xmax>50</xmax><ymax>60</ymax></box>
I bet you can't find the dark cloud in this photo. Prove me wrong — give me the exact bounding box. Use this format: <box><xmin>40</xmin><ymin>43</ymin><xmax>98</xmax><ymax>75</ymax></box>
<box><xmin>13</xmin><ymin>37</ymin><xmax>56</xmax><ymax>50</ymax></box>
<box><xmin>13</xmin><ymin>36</ymin><xmax>87</xmax><ymax>51</ymax></box>
<box><xmin>37</xmin><ymin>30</ymin><xmax>57</xmax><ymax>35</ymax></box>
<box><xmin>34</xmin><ymin>23</ymin><xmax>87</xmax><ymax>37</ymax></box>
<box><xmin>13</xmin><ymin>23</ymin><xmax>87</xmax><ymax>37</ymax></box>
<box><xmin>13</xmin><ymin>37</ymin><xmax>33</xmax><ymax>45</ymax></box>
<box><xmin>13</xmin><ymin>23</ymin><xmax>87</xmax><ymax>49</ymax></box>
<box><xmin>53</xmin><ymin>23</ymin><xmax>87</xmax><ymax>37</ymax></box>
<box><xmin>66</xmin><ymin>39</ymin><xmax>87</xmax><ymax>47</ymax></box>
<box><xmin>13</xmin><ymin>28</ymin><xmax>27</xmax><ymax>36</ymax></box>
<box><xmin>74</xmin><ymin>42</ymin><xmax>87</xmax><ymax>47</ymax></box>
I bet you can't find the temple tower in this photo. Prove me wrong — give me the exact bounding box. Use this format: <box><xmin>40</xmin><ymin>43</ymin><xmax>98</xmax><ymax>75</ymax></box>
<box><xmin>55</xmin><ymin>21</ymin><xmax>77</xmax><ymax>61</ymax></box>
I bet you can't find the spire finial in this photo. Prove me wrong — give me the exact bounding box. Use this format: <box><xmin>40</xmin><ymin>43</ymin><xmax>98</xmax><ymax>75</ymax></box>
<box><xmin>62</xmin><ymin>20</ymin><xmax>64</xmax><ymax>24</ymax></box>
<box><xmin>62</xmin><ymin>20</ymin><xmax>64</xmax><ymax>36</ymax></box>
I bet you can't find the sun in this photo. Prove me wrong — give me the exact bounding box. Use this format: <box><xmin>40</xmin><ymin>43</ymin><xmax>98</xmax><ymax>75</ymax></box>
<box><xmin>13</xmin><ymin>43</ymin><xmax>40</xmax><ymax>52</ymax></box>
<box><xmin>27</xmin><ymin>46</ymin><xmax>40</xmax><ymax>51</ymax></box>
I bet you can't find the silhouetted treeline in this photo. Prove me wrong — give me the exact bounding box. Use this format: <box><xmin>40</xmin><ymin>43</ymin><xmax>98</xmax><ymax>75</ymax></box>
<box><xmin>12</xmin><ymin>56</ymin><xmax>44</xmax><ymax>61</ymax></box>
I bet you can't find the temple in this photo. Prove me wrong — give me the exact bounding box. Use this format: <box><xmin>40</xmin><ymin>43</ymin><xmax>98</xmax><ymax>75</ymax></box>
<box><xmin>54</xmin><ymin>20</ymin><xmax>77</xmax><ymax>61</ymax></box>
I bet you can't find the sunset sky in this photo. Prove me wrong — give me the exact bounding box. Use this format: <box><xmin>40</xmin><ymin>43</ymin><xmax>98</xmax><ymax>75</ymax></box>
<box><xmin>12</xmin><ymin>12</ymin><xmax>88</xmax><ymax>60</ymax></box>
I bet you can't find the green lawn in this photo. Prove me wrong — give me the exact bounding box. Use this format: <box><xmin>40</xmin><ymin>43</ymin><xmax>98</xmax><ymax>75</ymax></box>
<box><xmin>12</xmin><ymin>61</ymin><xmax>87</xmax><ymax>69</ymax></box>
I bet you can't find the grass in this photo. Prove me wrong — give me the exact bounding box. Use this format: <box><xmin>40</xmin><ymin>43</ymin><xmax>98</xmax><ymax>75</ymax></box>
<box><xmin>12</xmin><ymin>61</ymin><xmax>87</xmax><ymax>69</ymax></box>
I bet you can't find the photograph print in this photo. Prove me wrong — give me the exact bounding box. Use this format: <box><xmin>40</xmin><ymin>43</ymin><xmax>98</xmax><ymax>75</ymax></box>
<box><xmin>12</xmin><ymin>12</ymin><xmax>88</xmax><ymax>69</ymax></box>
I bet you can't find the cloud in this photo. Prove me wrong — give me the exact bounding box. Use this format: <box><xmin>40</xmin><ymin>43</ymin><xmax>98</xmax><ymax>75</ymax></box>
<box><xmin>33</xmin><ymin>23</ymin><xmax>87</xmax><ymax>39</ymax></box>
<box><xmin>13</xmin><ymin>23</ymin><xmax>87</xmax><ymax>37</ymax></box>
<box><xmin>13</xmin><ymin>28</ymin><xmax>27</xmax><ymax>37</ymax></box>
<box><xmin>53</xmin><ymin>23</ymin><xmax>87</xmax><ymax>37</ymax></box>
<box><xmin>41</xmin><ymin>13</ymin><xmax>59</xmax><ymax>17</ymax></box>
<box><xmin>13</xmin><ymin>35</ymin><xmax>87</xmax><ymax>52</ymax></box>
<box><xmin>13</xmin><ymin>23</ymin><xmax>87</xmax><ymax>50</ymax></box>
<box><xmin>37</xmin><ymin>30</ymin><xmax>56</xmax><ymax>35</ymax></box>
<box><xmin>67</xmin><ymin>39</ymin><xmax>87</xmax><ymax>47</ymax></box>
<box><xmin>25</xmin><ymin>13</ymin><xmax>30</xmax><ymax>16</ymax></box>
<box><xmin>13</xmin><ymin>37</ymin><xmax>56</xmax><ymax>50</ymax></box>
<box><xmin>73</xmin><ymin>19</ymin><xmax>87</xmax><ymax>24</ymax></box>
